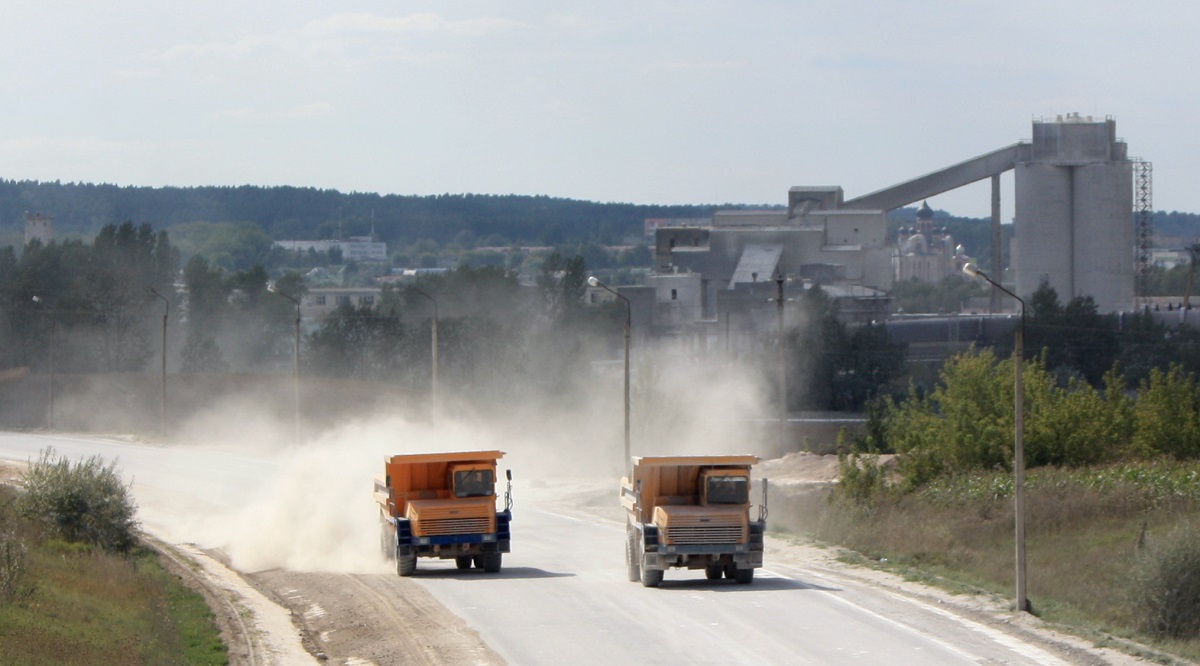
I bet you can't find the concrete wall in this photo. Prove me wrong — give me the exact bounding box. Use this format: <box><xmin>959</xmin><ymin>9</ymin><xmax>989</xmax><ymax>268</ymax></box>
<box><xmin>1015</xmin><ymin>162</ymin><xmax>1075</xmax><ymax>298</ymax></box>
<box><xmin>646</xmin><ymin>272</ymin><xmax>704</xmax><ymax>327</ymax></box>
<box><xmin>1073</xmin><ymin>161</ymin><xmax>1134</xmax><ymax>311</ymax></box>
<box><xmin>817</xmin><ymin>210</ymin><xmax>887</xmax><ymax>248</ymax></box>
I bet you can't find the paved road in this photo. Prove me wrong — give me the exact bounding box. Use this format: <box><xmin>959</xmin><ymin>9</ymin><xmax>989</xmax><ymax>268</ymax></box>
<box><xmin>0</xmin><ymin>432</ymin><xmax>1092</xmax><ymax>665</ymax></box>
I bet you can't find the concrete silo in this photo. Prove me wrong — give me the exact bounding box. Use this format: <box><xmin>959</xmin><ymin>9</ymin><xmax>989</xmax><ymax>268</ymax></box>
<box><xmin>1014</xmin><ymin>114</ymin><xmax>1133</xmax><ymax>312</ymax></box>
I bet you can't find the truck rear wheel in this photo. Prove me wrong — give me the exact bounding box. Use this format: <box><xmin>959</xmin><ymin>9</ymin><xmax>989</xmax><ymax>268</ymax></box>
<box><xmin>625</xmin><ymin>528</ymin><xmax>641</xmax><ymax>583</ymax></box>
<box><xmin>704</xmin><ymin>565</ymin><xmax>723</xmax><ymax>580</ymax></box>
<box><xmin>476</xmin><ymin>552</ymin><xmax>502</xmax><ymax>573</ymax></box>
<box><xmin>734</xmin><ymin>567</ymin><xmax>754</xmax><ymax>584</ymax></box>
<box><xmin>455</xmin><ymin>556</ymin><xmax>473</xmax><ymax>570</ymax></box>
<box><xmin>397</xmin><ymin>548</ymin><xmax>417</xmax><ymax>577</ymax></box>
<box><xmin>640</xmin><ymin>565</ymin><xmax>663</xmax><ymax>588</ymax></box>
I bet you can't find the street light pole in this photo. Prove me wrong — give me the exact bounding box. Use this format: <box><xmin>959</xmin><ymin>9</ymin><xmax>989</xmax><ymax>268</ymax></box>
<box><xmin>589</xmin><ymin>276</ymin><xmax>631</xmax><ymax>475</ymax></box>
<box><xmin>149</xmin><ymin>288</ymin><xmax>169</xmax><ymax>439</ymax></box>
<box><xmin>964</xmin><ymin>262</ymin><xmax>1029</xmax><ymax>613</ymax></box>
<box><xmin>775</xmin><ymin>272</ymin><xmax>786</xmax><ymax>458</ymax></box>
<box><xmin>412</xmin><ymin>288</ymin><xmax>439</xmax><ymax>422</ymax></box>
<box><xmin>269</xmin><ymin>286</ymin><xmax>302</xmax><ymax>446</ymax></box>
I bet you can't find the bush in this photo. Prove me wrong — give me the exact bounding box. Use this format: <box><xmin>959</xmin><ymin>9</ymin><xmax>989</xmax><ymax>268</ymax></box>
<box><xmin>17</xmin><ymin>448</ymin><xmax>139</xmax><ymax>554</ymax></box>
<box><xmin>1129</xmin><ymin>526</ymin><xmax>1200</xmax><ymax>639</ymax></box>
<box><xmin>836</xmin><ymin>453</ymin><xmax>891</xmax><ymax>506</ymax></box>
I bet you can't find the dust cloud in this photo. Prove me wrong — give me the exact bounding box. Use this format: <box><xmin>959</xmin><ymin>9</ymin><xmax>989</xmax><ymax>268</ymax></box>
<box><xmin>159</xmin><ymin>344</ymin><xmax>776</xmax><ymax>575</ymax></box>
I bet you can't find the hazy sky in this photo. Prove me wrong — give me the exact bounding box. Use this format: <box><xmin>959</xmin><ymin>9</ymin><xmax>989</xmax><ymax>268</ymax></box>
<box><xmin>3</xmin><ymin>1</ymin><xmax>1198</xmax><ymax>218</ymax></box>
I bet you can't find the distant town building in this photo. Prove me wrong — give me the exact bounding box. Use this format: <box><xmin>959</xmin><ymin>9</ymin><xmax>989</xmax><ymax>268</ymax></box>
<box><xmin>1150</xmin><ymin>248</ymin><xmax>1186</xmax><ymax>270</ymax></box>
<box><xmin>300</xmin><ymin>287</ymin><xmax>382</xmax><ymax>324</ymax></box>
<box><xmin>276</xmin><ymin>236</ymin><xmax>387</xmax><ymax>262</ymax></box>
<box><xmin>24</xmin><ymin>212</ymin><xmax>53</xmax><ymax>246</ymax></box>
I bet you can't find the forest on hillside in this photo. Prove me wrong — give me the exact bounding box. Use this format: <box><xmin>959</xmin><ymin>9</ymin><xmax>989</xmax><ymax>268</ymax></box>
<box><xmin>0</xmin><ymin>179</ymin><xmax>731</xmax><ymax>249</ymax></box>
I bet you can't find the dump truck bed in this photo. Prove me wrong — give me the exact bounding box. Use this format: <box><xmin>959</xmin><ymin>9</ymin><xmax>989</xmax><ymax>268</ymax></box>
<box><xmin>622</xmin><ymin>455</ymin><xmax>758</xmax><ymax>524</ymax></box>
<box><xmin>376</xmin><ymin>450</ymin><xmax>504</xmax><ymax>519</ymax></box>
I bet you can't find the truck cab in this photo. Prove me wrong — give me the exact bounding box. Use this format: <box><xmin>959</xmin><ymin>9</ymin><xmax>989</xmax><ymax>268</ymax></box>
<box><xmin>621</xmin><ymin>455</ymin><xmax>766</xmax><ymax>587</ymax></box>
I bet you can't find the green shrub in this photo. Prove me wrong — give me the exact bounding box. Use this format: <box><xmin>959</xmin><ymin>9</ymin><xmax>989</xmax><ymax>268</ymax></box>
<box><xmin>17</xmin><ymin>448</ymin><xmax>139</xmax><ymax>554</ymax></box>
<box><xmin>836</xmin><ymin>453</ymin><xmax>891</xmax><ymax>505</ymax></box>
<box><xmin>1134</xmin><ymin>365</ymin><xmax>1200</xmax><ymax>460</ymax></box>
<box><xmin>1129</xmin><ymin>526</ymin><xmax>1200</xmax><ymax>639</ymax></box>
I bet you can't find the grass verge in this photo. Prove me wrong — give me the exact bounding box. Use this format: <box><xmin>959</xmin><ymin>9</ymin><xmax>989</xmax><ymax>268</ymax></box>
<box><xmin>0</xmin><ymin>485</ymin><xmax>227</xmax><ymax>665</ymax></box>
<box><xmin>775</xmin><ymin>461</ymin><xmax>1200</xmax><ymax>664</ymax></box>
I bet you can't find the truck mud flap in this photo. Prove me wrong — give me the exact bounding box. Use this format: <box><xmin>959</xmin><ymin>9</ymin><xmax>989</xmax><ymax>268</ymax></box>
<box><xmin>395</xmin><ymin>519</ymin><xmax>414</xmax><ymax>547</ymax></box>
<box><xmin>497</xmin><ymin>510</ymin><xmax>512</xmax><ymax>552</ymax></box>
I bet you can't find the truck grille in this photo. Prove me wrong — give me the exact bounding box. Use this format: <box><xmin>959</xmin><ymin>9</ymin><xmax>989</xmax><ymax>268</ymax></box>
<box><xmin>664</xmin><ymin>514</ymin><xmax>745</xmax><ymax>545</ymax></box>
<box><xmin>420</xmin><ymin>517</ymin><xmax>492</xmax><ymax>536</ymax></box>
<box><xmin>408</xmin><ymin>499</ymin><xmax>494</xmax><ymax>537</ymax></box>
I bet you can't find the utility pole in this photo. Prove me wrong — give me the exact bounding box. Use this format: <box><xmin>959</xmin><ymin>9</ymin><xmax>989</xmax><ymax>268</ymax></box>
<box><xmin>776</xmin><ymin>272</ymin><xmax>786</xmax><ymax>458</ymax></box>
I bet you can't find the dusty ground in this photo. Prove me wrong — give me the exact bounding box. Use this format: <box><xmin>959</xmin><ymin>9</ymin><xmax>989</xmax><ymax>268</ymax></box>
<box><xmin>0</xmin><ymin>455</ymin><xmax>1168</xmax><ymax>665</ymax></box>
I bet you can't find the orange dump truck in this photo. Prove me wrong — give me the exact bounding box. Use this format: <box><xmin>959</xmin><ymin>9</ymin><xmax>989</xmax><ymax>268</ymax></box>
<box><xmin>621</xmin><ymin>455</ymin><xmax>766</xmax><ymax>587</ymax></box>
<box><xmin>374</xmin><ymin>450</ymin><xmax>512</xmax><ymax>576</ymax></box>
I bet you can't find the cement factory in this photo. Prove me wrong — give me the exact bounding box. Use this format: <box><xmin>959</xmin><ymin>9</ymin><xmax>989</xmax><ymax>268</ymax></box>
<box><xmin>611</xmin><ymin>114</ymin><xmax>1151</xmax><ymax>344</ymax></box>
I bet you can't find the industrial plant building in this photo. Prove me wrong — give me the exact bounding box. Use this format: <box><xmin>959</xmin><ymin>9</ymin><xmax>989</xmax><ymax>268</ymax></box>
<box><xmin>640</xmin><ymin>114</ymin><xmax>1140</xmax><ymax>340</ymax></box>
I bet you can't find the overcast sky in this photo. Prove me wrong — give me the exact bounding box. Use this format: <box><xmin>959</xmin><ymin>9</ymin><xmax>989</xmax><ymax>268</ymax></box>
<box><xmin>2</xmin><ymin>1</ymin><xmax>1198</xmax><ymax>218</ymax></box>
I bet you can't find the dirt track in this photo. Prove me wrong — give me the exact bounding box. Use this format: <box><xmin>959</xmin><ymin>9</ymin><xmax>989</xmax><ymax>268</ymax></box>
<box><xmin>3</xmin><ymin>453</ymin><xmax>1163</xmax><ymax>665</ymax></box>
<box><xmin>248</xmin><ymin>569</ymin><xmax>502</xmax><ymax>665</ymax></box>
<box><xmin>169</xmin><ymin>453</ymin><xmax>1153</xmax><ymax>666</ymax></box>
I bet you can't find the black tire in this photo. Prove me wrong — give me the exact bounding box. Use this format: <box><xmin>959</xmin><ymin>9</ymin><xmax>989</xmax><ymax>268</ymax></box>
<box><xmin>705</xmin><ymin>565</ymin><xmax>723</xmax><ymax>580</ymax></box>
<box><xmin>380</xmin><ymin>523</ymin><xmax>394</xmax><ymax>560</ymax></box>
<box><xmin>625</xmin><ymin>527</ymin><xmax>641</xmax><ymax>583</ymax></box>
<box><xmin>640</xmin><ymin>564</ymin><xmax>663</xmax><ymax>588</ymax></box>
<box><xmin>734</xmin><ymin>566</ymin><xmax>755</xmax><ymax>584</ymax></box>
<box><xmin>477</xmin><ymin>552</ymin><xmax>502</xmax><ymax>573</ymax></box>
<box><xmin>455</xmin><ymin>556</ymin><xmax>473</xmax><ymax>570</ymax></box>
<box><xmin>397</xmin><ymin>548</ymin><xmax>417</xmax><ymax>577</ymax></box>
<box><xmin>724</xmin><ymin>564</ymin><xmax>736</xmax><ymax>579</ymax></box>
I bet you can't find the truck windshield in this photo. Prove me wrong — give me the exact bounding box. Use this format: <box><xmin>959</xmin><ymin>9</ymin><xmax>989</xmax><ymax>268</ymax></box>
<box><xmin>706</xmin><ymin>476</ymin><xmax>749</xmax><ymax>505</ymax></box>
<box><xmin>454</xmin><ymin>469</ymin><xmax>495</xmax><ymax>498</ymax></box>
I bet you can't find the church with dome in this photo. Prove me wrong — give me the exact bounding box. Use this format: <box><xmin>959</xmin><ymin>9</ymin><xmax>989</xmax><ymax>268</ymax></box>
<box><xmin>893</xmin><ymin>201</ymin><xmax>967</xmax><ymax>283</ymax></box>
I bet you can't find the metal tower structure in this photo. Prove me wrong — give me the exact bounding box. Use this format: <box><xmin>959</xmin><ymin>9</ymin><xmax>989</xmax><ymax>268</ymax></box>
<box><xmin>1134</xmin><ymin>159</ymin><xmax>1153</xmax><ymax>305</ymax></box>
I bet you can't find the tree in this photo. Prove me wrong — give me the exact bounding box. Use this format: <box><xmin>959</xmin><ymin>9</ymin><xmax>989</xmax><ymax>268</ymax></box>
<box><xmin>891</xmin><ymin>275</ymin><xmax>987</xmax><ymax>314</ymax></box>
<box><xmin>181</xmin><ymin>255</ymin><xmax>229</xmax><ymax>373</ymax></box>
<box><xmin>788</xmin><ymin>286</ymin><xmax>907</xmax><ymax>411</ymax></box>
<box><xmin>1133</xmin><ymin>365</ymin><xmax>1200</xmax><ymax>460</ymax></box>
<box><xmin>307</xmin><ymin>304</ymin><xmax>405</xmax><ymax>380</ymax></box>
<box><xmin>79</xmin><ymin>222</ymin><xmax>177</xmax><ymax>372</ymax></box>
<box><xmin>1016</xmin><ymin>282</ymin><xmax>1118</xmax><ymax>386</ymax></box>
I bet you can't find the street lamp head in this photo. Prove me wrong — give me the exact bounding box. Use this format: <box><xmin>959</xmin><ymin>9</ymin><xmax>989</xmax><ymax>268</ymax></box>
<box><xmin>587</xmin><ymin>276</ymin><xmax>600</xmax><ymax>287</ymax></box>
<box><xmin>32</xmin><ymin>296</ymin><xmax>41</xmax><ymax>303</ymax></box>
<box><xmin>962</xmin><ymin>262</ymin><xmax>981</xmax><ymax>279</ymax></box>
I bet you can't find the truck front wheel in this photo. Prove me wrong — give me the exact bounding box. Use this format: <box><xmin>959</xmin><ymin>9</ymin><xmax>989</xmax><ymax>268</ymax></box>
<box><xmin>397</xmin><ymin>548</ymin><xmax>417</xmax><ymax>577</ymax></box>
<box><xmin>640</xmin><ymin>564</ymin><xmax>663</xmax><ymax>587</ymax></box>
<box><xmin>625</xmin><ymin>528</ymin><xmax>641</xmax><ymax>583</ymax></box>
